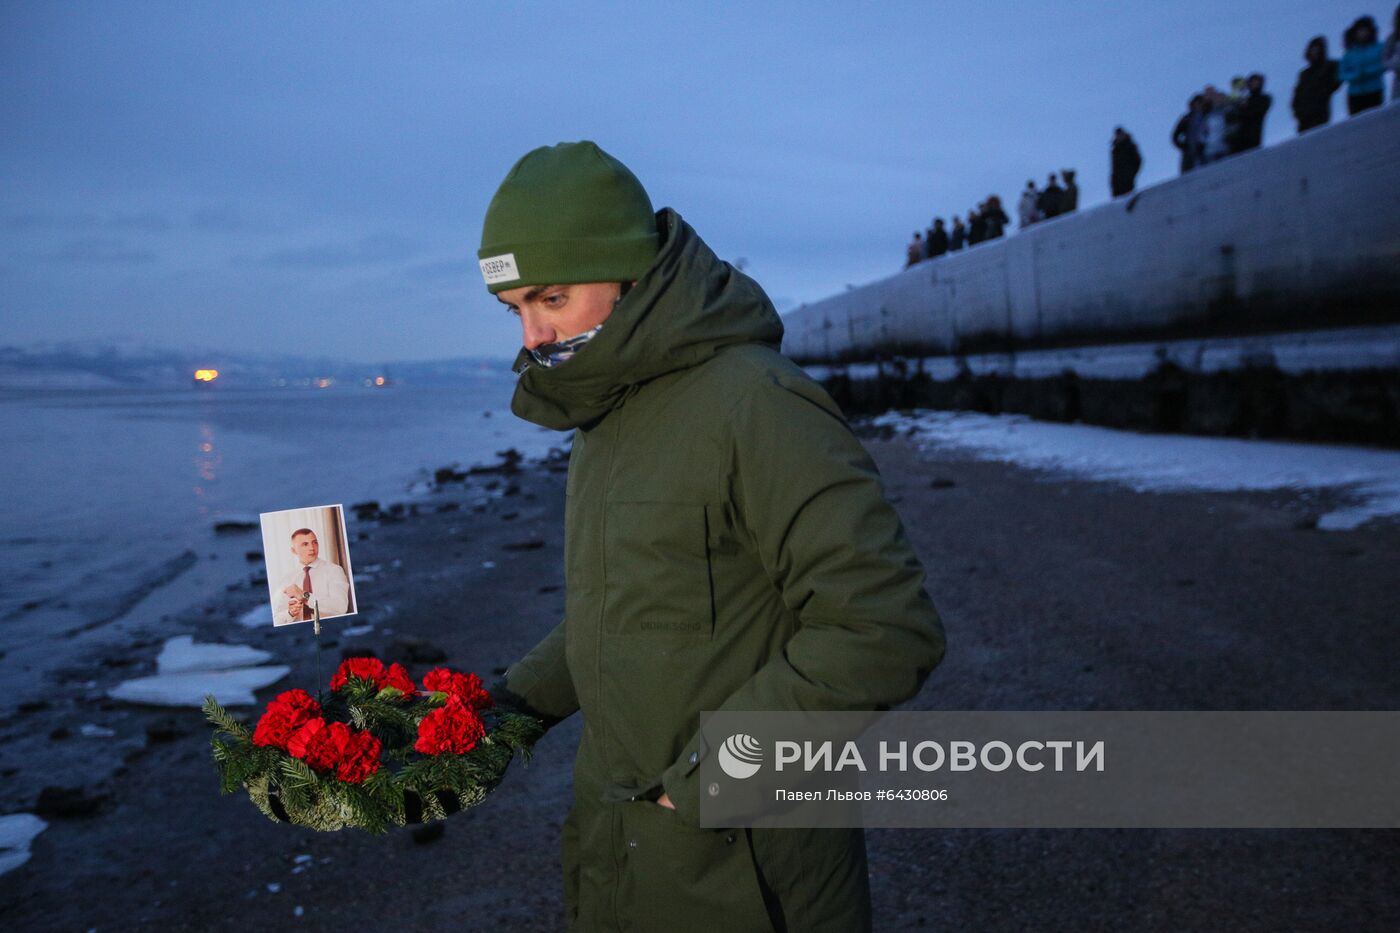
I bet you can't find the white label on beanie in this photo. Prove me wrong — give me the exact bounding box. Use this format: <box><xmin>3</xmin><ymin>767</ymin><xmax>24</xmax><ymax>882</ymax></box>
<box><xmin>479</xmin><ymin>253</ymin><xmax>520</xmax><ymax>285</ymax></box>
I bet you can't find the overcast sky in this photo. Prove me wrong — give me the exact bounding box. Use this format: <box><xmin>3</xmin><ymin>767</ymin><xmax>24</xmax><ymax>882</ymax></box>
<box><xmin>0</xmin><ymin>0</ymin><xmax>1375</xmax><ymax>363</ymax></box>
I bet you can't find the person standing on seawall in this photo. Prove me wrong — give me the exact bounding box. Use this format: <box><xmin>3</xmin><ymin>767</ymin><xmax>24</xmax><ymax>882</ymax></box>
<box><xmin>1018</xmin><ymin>180</ymin><xmax>1041</xmax><ymax>227</ymax></box>
<box><xmin>905</xmin><ymin>230</ymin><xmax>924</xmax><ymax>267</ymax></box>
<box><xmin>1199</xmin><ymin>87</ymin><xmax>1232</xmax><ymax>165</ymax></box>
<box><xmin>1037</xmin><ymin>173</ymin><xmax>1065</xmax><ymax>219</ymax></box>
<box><xmin>1172</xmin><ymin>95</ymin><xmax>1206</xmax><ymax>173</ymax></box>
<box><xmin>925</xmin><ymin>217</ymin><xmax>949</xmax><ymax>259</ymax></box>
<box><xmin>1292</xmin><ymin>36</ymin><xmax>1342</xmax><ymax>133</ymax></box>
<box><xmin>1231</xmin><ymin>73</ymin><xmax>1272</xmax><ymax>152</ymax></box>
<box><xmin>982</xmin><ymin>196</ymin><xmax>1009</xmax><ymax>240</ymax></box>
<box><xmin>967</xmin><ymin>204</ymin><xmax>986</xmax><ymax>245</ymax></box>
<box><xmin>1059</xmin><ymin>170</ymin><xmax>1079</xmax><ymax>214</ymax></box>
<box><xmin>1340</xmin><ymin>15</ymin><xmax>1386</xmax><ymax>115</ymax></box>
<box><xmin>1110</xmin><ymin>127</ymin><xmax>1143</xmax><ymax>196</ymax></box>
<box><xmin>478</xmin><ymin>141</ymin><xmax>947</xmax><ymax>933</ymax></box>
<box><xmin>1384</xmin><ymin>5</ymin><xmax>1400</xmax><ymax>100</ymax></box>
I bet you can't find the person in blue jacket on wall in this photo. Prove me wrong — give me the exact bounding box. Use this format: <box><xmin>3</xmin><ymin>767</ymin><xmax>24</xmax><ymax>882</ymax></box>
<box><xmin>1340</xmin><ymin>15</ymin><xmax>1386</xmax><ymax>115</ymax></box>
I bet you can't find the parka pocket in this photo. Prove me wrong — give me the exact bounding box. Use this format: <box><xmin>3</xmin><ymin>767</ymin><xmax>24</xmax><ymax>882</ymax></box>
<box><xmin>603</xmin><ymin>501</ymin><xmax>714</xmax><ymax>638</ymax></box>
<box><xmin>615</xmin><ymin>801</ymin><xmax>775</xmax><ymax>932</ymax></box>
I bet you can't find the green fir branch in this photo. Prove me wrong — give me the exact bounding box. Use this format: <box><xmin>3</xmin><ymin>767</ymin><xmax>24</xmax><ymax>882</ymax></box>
<box><xmin>203</xmin><ymin>695</ymin><xmax>251</xmax><ymax>741</ymax></box>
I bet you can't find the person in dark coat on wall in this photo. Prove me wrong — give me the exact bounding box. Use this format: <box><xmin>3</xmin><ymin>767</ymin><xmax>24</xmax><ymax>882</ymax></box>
<box><xmin>982</xmin><ymin>196</ymin><xmax>1009</xmax><ymax>239</ymax></box>
<box><xmin>1171</xmin><ymin>95</ymin><xmax>1206</xmax><ymax>173</ymax></box>
<box><xmin>1232</xmin><ymin>73</ymin><xmax>1272</xmax><ymax>152</ymax></box>
<box><xmin>949</xmin><ymin>215</ymin><xmax>966</xmax><ymax>251</ymax></box>
<box><xmin>1110</xmin><ymin>127</ymin><xmax>1143</xmax><ymax>196</ymax></box>
<box><xmin>1060</xmin><ymin>170</ymin><xmax>1079</xmax><ymax>213</ymax></box>
<box><xmin>967</xmin><ymin>206</ymin><xmax>986</xmax><ymax>245</ymax></box>
<box><xmin>1292</xmin><ymin>36</ymin><xmax>1342</xmax><ymax>132</ymax></box>
<box><xmin>1037</xmin><ymin>173</ymin><xmax>1065</xmax><ymax>219</ymax></box>
<box><xmin>925</xmin><ymin>218</ymin><xmax>949</xmax><ymax>258</ymax></box>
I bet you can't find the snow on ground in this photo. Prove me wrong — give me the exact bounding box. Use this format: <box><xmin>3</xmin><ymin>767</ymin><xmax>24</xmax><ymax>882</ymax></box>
<box><xmin>238</xmin><ymin>604</ymin><xmax>272</xmax><ymax>629</ymax></box>
<box><xmin>0</xmin><ymin>813</ymin><xmax>47</xmax><ymax>876</ymax></box>
<box><xmin>109</xmin><ymin>635</ymin><xmax>287</xmax><ymax>707</ymax></box>
<box><xmin>874</xmin><ymin>410</ymin><xmax>1400</xmax><ymax>530</ymax></box>
<box><xmin>109</xmin><ymin>665</ymin><xmax>291</xmax><ymax>707</ymax></box>
<box><xmin>156</xmin><ymin>635</ymin><xmax>273</xmax><ymax>673</ymax></box>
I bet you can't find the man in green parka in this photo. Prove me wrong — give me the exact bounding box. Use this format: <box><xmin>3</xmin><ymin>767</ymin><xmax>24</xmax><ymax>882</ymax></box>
<box><xmin>479</xmin><ymin>140</ymin><xmax>946</xmax><ymax>932</ymax></box>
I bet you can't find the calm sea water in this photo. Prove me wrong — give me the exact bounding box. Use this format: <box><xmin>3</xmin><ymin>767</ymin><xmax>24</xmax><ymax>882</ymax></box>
<box><xmin>0</xmin><ymin>378</ymin><xmax>563</xmax><ymax>622</ymax></box>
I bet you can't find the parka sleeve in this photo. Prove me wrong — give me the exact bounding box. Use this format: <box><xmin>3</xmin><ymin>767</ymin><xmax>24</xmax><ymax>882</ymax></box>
<box><xmin>492</xmin><ymin>618</ymin><xmax>580</xmax><ymax>729</ymax></box>
<box><xmin>660</xmin><ymin>369</ymin><xmax>947</xmax><ymax>824</ymax></box>
<box><xmin>1340</xmin><ymin>53</ymin><xmax>1358</xmax><ymax>83</ymax></box>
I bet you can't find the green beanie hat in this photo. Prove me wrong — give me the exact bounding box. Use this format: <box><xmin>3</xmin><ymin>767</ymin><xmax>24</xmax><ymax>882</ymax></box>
<box><xmin>477</xmin><ymin>141</ymin><xmax>660</xmax><ymax>294</ymax></box>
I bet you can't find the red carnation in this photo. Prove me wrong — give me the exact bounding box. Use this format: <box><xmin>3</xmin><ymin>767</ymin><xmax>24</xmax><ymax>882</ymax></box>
<box><xmin>421</xmin><ymin>668</ymin><xmax>493</xmax><ymax>711</ymax></box>
<box><xmin>286</xmin><ymin>718</ymin><xmax>353</xmax><ymax>772</ymax></box>
<box><xmin>251</xmin><ymin>689</ymin><xmax>322</xmax><ymax>750</ymax></box>
<box><xmin>330</xmin><ymin>657</ymin><xmax>387</xmax><ymax>692</ymax></box>
<box><xmin>335</xmin><ymin>729</ymin><xmax>383</xmax><ymax>784</ymax></box>
<box><xmin>414</xmin><ymin>694</ymin><xmax>486</xmax><ymax>755</ymax></box>
<box><xmin>382</xmin><ymin>662</ymin><xmax>417</xmax><ymax>697</ymax></box>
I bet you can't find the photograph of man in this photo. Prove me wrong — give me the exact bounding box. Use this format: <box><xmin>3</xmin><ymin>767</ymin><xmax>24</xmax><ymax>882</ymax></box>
<box><xmin>259</xmin><ymin>505</ymin><xmax>356</xmax><ymax>627</ymax></box>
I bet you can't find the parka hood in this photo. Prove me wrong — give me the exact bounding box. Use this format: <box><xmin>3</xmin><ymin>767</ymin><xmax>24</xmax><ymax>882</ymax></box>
<box><xmin>509</xmin><ymin>208</ymin><xmax>784</xmax><ymax>430</ymax></box>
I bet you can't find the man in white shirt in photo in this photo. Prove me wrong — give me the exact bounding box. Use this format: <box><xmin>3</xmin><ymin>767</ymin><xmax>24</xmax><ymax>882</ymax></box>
<box><xmin>273</xmin><ymin>528</ymin><xmax>351</xmax><ymax>625</ymax></box>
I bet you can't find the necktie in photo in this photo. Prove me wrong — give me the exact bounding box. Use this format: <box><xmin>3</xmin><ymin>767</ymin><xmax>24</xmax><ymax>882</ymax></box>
<box><xmin>301</xmin><ymin>565</ymin><xmax>313</xmax><ymax>620</ymax></box>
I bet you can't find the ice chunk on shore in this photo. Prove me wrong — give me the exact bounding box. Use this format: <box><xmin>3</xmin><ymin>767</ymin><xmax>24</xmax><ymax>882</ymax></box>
<box><xmin>0</xmin><ymin>813</ymin><xmax>47</xmax><ymax>876</ymax></box>
<box><xmin>157</xmin><ymin>635</ymin><xmax>273</xmax><ymax>674</ymax></box>
<box><xmin>238</xmin><ymin>605</ymin><xmax>272</xmax><ymax>629</ymax></box>
<box><xmin>111</xmin><ymin>635</ymin><xmax>286</xmax><ymax>707</ymax></box>
<box><xmin>109</xmin><ymin>665</ymin><xmax>291</xmax><ymax>707</ymax></box>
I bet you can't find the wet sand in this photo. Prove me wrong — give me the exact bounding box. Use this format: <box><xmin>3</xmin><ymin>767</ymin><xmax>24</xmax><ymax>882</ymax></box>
<box><xmin>1</xmin><ymin>430</ymin><xmax>1397</xmax><ymax>932</ymax></box>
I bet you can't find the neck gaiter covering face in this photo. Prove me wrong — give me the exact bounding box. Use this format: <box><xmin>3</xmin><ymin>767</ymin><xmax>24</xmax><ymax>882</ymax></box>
<box><xmin>525</xmin><ymin>321</ymin><xmax>605</xmax><ymax>370</ymax></box>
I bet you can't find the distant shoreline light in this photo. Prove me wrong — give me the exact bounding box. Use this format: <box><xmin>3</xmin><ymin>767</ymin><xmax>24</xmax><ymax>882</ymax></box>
<box><xmin>193</xmin><ymin>369</ymin><xmax>219</xmax><ymax>382</ymax></box>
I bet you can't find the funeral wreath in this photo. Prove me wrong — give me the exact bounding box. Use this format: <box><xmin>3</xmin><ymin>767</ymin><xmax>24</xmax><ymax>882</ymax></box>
<box><xmin>203</xmin><ymin>656</ymin><xmax>544</xmax><ymax>832</ymax></box>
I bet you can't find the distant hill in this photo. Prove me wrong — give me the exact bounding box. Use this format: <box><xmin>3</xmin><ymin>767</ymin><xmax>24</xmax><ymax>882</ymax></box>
<box><xmin>0</xmin><ymin>340</ymin><xmax>514</xmax><ymax>389</ymax></box>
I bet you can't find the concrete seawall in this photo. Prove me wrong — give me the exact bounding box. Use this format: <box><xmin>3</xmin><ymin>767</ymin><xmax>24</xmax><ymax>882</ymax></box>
<box><xmin>782</xmin><ymin>103</ymin><xmax>1400</xmax><ymax>445</ymax></box>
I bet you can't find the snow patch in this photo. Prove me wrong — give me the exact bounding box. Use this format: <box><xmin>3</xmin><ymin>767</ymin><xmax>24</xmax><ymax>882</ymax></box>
<box><xmin>109</xmin><ymin>665</ymin><xmax>291</xmax><ymax>707</ymax></box>
<box><xmin>0</xmin><ymin>813</ymin><xmax>48</xmax><ymax>876</ymax></box>
<box><xmin>238</xmin><ymin>605</ymin><xmax>272</xmax><ymax>629</ymax></box>
<box><xmin>110</xmin><ymin>635</ymin><xmax>288</xmax><ymax>707</ymax></box>
<box><xmin>157</xmin><ymin>635</ymin><xmax>274</xmax><ymax>674</ymax></box>
<box><xmin>876</xmin><ymin>410</ymin><xmax>1400</xmax><ymax>530</ymax></box>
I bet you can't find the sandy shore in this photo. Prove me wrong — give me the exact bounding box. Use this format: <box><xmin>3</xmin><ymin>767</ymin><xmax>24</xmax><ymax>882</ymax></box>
<box><xmin>1</xmin><ymin>429</ymin><xmax>1397</xmax><ymax>931</ymax></box>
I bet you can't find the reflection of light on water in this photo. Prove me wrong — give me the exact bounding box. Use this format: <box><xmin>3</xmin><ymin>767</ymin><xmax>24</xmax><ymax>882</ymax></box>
<box><xmin>194</xmin><ymin>423</ymin><xmax>220</xmax><ymax>511</ymax></box>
